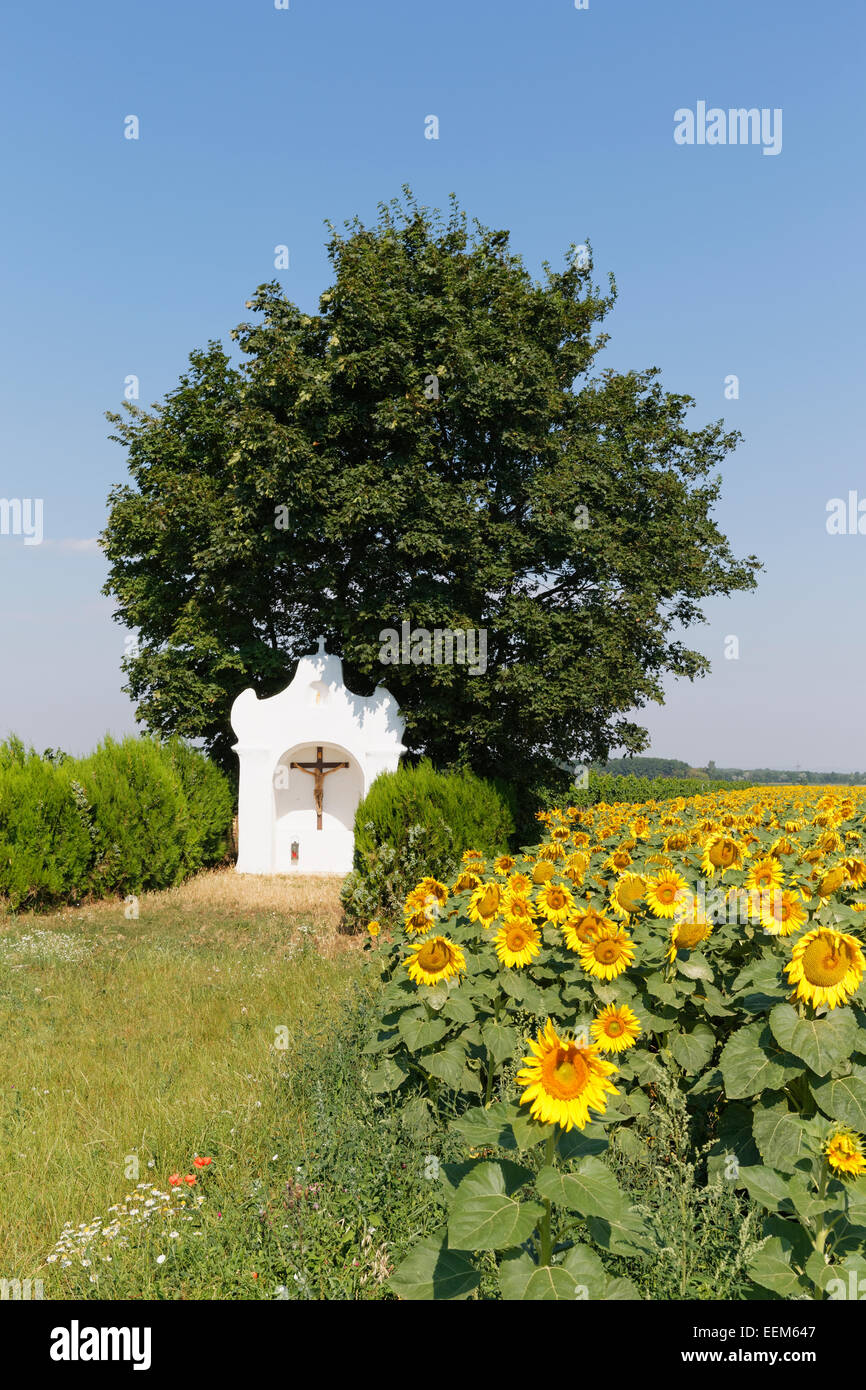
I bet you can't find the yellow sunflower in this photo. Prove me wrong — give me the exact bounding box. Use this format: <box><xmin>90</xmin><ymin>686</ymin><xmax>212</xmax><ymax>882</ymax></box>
<box><xmin>404</xmin><ymin>909</ymin><xmax>434</xmax><ymax>937</ymax></box>
<box><xmin>786</xmin><ymin>927</ymin><xmax>865</xmax><ymax>1010</ymax></box>
<box><xmin>815</xmin><ymin>865</ymin><xmax>848</xmax><ymax>900</ymax></box>
<box><xmin>468</xmin><ymin>881</ymin><xmax>504</xmax><ymax>927</ymax></box>
<box><xmin>532</xmin><ymin>860</ymin><xmax>556</xmax><ymax>884</ymax></box>
<box><xmin>759</xmin><ymin>888</ymin><xmax>810</xmax><ymax>937</ymax></box>
<box><xmin>578</xmin><ymin>923</ymin><xmax>636</xmax><ymax>980</ymax></box>
<box><xmin>825</xmin><ymin>1128</ymin><xmax>866</xmax><ymax>1178</ymax></box>
<box><xmin>536</xmin><ymin>880</ymin><xmax>575</xmax><ymax>924</ymax></box>
<box><xmin>452</xmin><ymin>868</ymin><xmax>482</xmax><ymax>893</ymax></box>
<box><xmin>744</xmin><ymin>857</ymin><xmax>784</xmax><ymax>895</ymax></box>
<box><xmin>561</xmin><ymin>908</ymin><xmax>612</xmax><ymax>952</ymax></box>
<box><xmin>494</xmin><ymin>918</ymin><xmax>542</xmax><ymax>969</ymax></box>
<box><xmin>494</xmin><ymin>855</ymin><xmax>517</xmax><ymax>875</ymax></box>
<box><xmin>700</xmin><ymin>834</ymin><xmax>744</xmax><ymax>877</ymax></box>
<box><xmin>603</xmin><ymin>848</ymin><xmax>633</xmax><ymax>874</ymax></box>
<box><xmin>417</xmin><ymin>876</ymin><xmax>449</xmax><ymax>906</ymax></box>
<box><xmin>366</xmin><ymin>919</ymin><xmax>381</xmax><ymax>937</ymax></box>
<box><xmin>591</xmin><ymin>1003</ymin><xmax>642</xmax><ymax>1053</ymax></box>
<box><xmin>516</xmin><ymin>1018</ymin><xmax>619</xmax><ymax>1131</ymax></box>
<box><xmin>507</xmin><ymin>871</ymin><xmax>533</xmax><ymax>896</ymax></box>
<box><xmin>645</xmin><ymin>869</ymin><xmax>689</xmax><ymax>919</ymax></box>
<box><xmin>609</xmin><ymin>873</ymin><xmax>647</xmax><ymax>919</ymax></box>
<box><xmin>843</xmin><ymin>856</ymin><xmax>866</xmax><ymax>889</ymax></box>
<box><xmin>405</xmin><ymin>936</ymin><xmax>466</xmax><ymax>988</ymax></box>
<box><xmin>667</xmin><ymin>899</ymin><xmax>712</xmax><ymax>960</ymax></box>
<box><xmin>563</xmin><ymin>851</ymin><xmax>590</xmax><ymax>886</ymax></box>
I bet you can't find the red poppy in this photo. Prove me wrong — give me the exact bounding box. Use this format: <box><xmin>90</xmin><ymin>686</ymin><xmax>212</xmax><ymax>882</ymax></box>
<box><xmin>168</xmin><ymin>1174</ymin><xmax>181</xmax><ymax>1187</ymax></box>
<box><xmin>183</xmin><ymin>1174</ymin><xmax>196</xmax><ymax>1186</ymax></box>
<box><xmin>193</xmin><ymin>1156</ymin><xmax>212</xmax><ymax>1168</ymax></box>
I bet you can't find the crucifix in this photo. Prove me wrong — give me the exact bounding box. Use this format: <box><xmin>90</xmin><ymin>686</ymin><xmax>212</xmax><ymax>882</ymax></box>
<box><xmin>290</xmin><ymin>746</ymin><xmax>349</xmax><ymax>830</ymax></box>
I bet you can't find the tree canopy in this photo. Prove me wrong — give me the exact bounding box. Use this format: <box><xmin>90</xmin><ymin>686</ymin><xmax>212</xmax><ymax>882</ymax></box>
<box><xmin>101</xmin><ymin>190</ymin><xmax>760</xmax><ymax>784</ymax></box>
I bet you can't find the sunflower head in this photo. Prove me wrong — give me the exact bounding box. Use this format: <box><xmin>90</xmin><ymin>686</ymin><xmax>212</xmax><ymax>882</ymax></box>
<box><xmin>825</xmin><ymin>1128</ymin><xmax>866</xmax><ymax>1178</ymax></box>
<box><xmin>494</xmin><ymin>918</ymin><xmax>542</xmax><ymax>969</ymax></box>
<box><xmin>578</xmin><ymin>923</ymin><xmax>636</xmax><ymax>980</ymax></box>
<box><xmin>405</xmin><ymin>936</ymin><xmax>466</xmax><ymax>988</ymax></box>
<box><xmin>515</xmin><ymin>1018</ymin><xmax>619</xmax><ymax>1131</ymax></box>
<box><xmin>590</xmin><ymin>1003</ymin><xmax>642</xmax><ymax>1053</ymax></box>
<box><xmin>561</xmin><ymin>908</ymin><xmax>611</xmax><ymax>952</ymax></box>
<box><xmin>468</xmin><ymin>881</ymin><xmax>503</xmax><ymax>926</ymax></box>
<box><xmin>786</xmin><ymin>927</ymin><xmax>866</xmax><ymax>1010</ymax></box>
<box><xmin>645</xmin><ymin>870</ymin><xmax>689</xmax><ymax>919</ymax></box>
<box><xmin>609</xmin><ymin>873</ymin><xmax>646</xmax><ymax>918</ymax></box>
<box><xmin>536</xmin><ymin>880</ymin><xmax>575</xmax><ymax>924</ymax></box>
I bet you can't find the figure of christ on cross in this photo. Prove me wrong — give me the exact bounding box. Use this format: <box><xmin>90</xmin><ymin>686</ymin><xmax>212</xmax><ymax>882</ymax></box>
<box><xmin>289</xmin><ymin>746</ymin><xmax>350</xmax><ymax>830</ymax></box>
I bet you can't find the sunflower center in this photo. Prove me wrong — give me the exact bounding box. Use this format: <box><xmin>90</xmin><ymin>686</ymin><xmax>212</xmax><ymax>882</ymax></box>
<box><xmin>418</xmin><ymin>940</ymin><xmax>450</xmax><ymax>971</ymax></box>
<box><xmin>618</xmin><ymin>880</ymin><xmax>645</xmax><ymax>910</ymax></box>
<box><xmin>605</xmin><ymin>1019</ymin><xmax>624</xmax><ymax>1036</ymax></box>
<box><xmin>802</xmin><ymin>936</ymin><xmax>850</xmax><ymax>986</ymax></box>
<box><xmin>542</xmin><ymin>1045</ymin><xmax>590</xmax><ymax>1099</ymax></box>
<box><xmin>595</xmin><ymin>940</ymin><xmax>623</xmax><ymax>964</ymax></box>
<box><xmin>506</xmin><ymin>927</ymin><xmax>530</xmax><ymax>951</ymax></box>
<box><xmin>657</xmin><ymin>883</ymin><xmax>677</xmax><ymax>903</ymax></box>
<box><xmin>546</xmin><ymin>887</ymin><xmax>567</xmax><ymax>909</ymax></box>
<box><xmin>710</xmin><ymin>839</ymin><xmax>736</xmax><ymax>866</ymax></box>
<box><xmin>675</xmin><ymin>923</ymin><xmax>708</xmax><ymax>950</ymax></box>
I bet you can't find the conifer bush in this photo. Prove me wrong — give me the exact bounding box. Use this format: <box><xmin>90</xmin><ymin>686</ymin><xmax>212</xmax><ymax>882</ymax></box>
<box><xmin>341</xmin><ymin>761</ymin><xmax>514</xmax><ymax>932</ymax></box>
<box><xmin>0</xmin><ymin>743</ymin><xmax>94</xmax><ymax>907</ymax></box>
<box><xmin>0</xmin><ymin>735</ymin><xmax>234</xmax><ymax>907</ymax></box>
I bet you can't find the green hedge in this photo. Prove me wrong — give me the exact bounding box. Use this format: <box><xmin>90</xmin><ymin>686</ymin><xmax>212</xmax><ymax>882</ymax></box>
<box><xmin>552</xmin><ymin>769</ymin><xmax>747</xmax><ymax>809</ymax></box>
<box><xmin>0</xmin><ymin>735</ymin><xmax>234</xmax><ymax>909</ymax></box>
<box><xmin>341</xmin><ymin>760</ymin><xmax>514</xmax><ymax>932</ymax></box>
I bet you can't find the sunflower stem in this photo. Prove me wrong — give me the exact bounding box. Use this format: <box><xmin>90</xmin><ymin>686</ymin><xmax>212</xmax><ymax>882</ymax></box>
<box><xmin>539</xmin><ymin>1131</ymin><xmax>556</xmax><ymax>1266</ymax></box>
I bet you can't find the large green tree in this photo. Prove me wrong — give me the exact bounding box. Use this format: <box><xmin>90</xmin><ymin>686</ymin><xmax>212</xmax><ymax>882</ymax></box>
<box><xmin>101</xmin><ymin>191</ymin><xmax>760</xmax><ymax>782</ymax></box>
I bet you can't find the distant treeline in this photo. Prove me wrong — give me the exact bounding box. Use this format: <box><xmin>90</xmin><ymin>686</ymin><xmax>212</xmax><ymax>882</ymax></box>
<box><xmin>596</xmin><ymin>757</ymin><xmax>866</xmax><ymax>786</ymax></box>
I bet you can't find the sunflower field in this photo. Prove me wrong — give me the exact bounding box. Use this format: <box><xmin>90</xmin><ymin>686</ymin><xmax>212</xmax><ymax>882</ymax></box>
<box><xmin>363</xmin><ymin>786</ymin><xmax>866</xmax><ymax>1300</ymax></box>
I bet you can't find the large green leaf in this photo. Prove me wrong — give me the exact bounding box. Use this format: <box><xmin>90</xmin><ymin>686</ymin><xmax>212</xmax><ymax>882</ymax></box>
<box><xmin>676</xmin><ymin>954</ymin><xmax>713</xmax><ymax>982</ymax></box>
<box><xmin>586</xmin><ymin>1207</ymin><xmax>657</xmax><ymax>1259</ymax></box>
<box><xmin>536</xmin><ymin>1157</ymin><xmax>625</xmax><ymax>1220</ymax></box>
<box><xmin>365</xmin><ymin>1055</ymin><xmax>410</xmax><ymax>1093</ymax></box>
<box><xmin>752</xmin><ymin>1098</ymin><xmax>814</xmax><ymax>1174</ymax></box>
<box><xmin>498</xmin><ymin>1249</ymin><xmax>536</xmax><ymax>1300</ymax></box>
<box><xmin>556</xmin><ymin>1123</ymin><xmax>609</xmax><ymax>1160</ymax></box>
<box><xmin>810</xmin><ymin>1068</ymin><xmax>866</xmax><ymax>1130</ymax></box>
<box><xmin>389</xmin><ymin>1231</ymin><xmax>480</xmax><ymax>1300</ymax></box>
<box><xmin>521</xmin><ymin>1265</ymin><xmax>582</xmax><ymax>1300</ymax></box>
<box><xmin>738</xmin><ymin>1165</ymin><xmax>793</xmax><ymax>1213</ymax></box>
<box><xmin>561</xmin><ymin>1242</ymin><xmax>607</xmax><ymax>1298</ymax></box>
<box><xmin>441</xmin><ymin>991</ymin><xmax>477</xmax><ymax>1025</ymax></box>
<box><xmin>482</xmin><ymin>1020</ymin><xmax>519</xmax><ymax>1064</ymax></box>
<box><xmin>670</xmin><ymin>1023</ymin><xmax>715</xmax><ymax>1073</ymax></box>
<box><xmin>451</xmin><ymin>1101</ymin><xmax>518</xmax><ymax>1149</ymax></box>
<box><xmin>424</xmin><ymin>1040</ymin><xmax>468</xmax><ymax>1090</ymax></box>
<box><xmin>748</xmin><ymin>1237</ymin><xmax>810</xmax><ymax>1298</ymax></box>
<box><xmin>398</xmin><ymin>1011</ymin><xmax>449</xmax><ymax>1051</ymax></box>
<box><xmin>719</xmin><ymin>1021</ymin><xmax>801</xmax><ymax>1099</ymax></box>
<box><xmin>768</xmin><ymin>1003</ymin><xmax>857</xmax><ymax>1076</ymax></box>
<box><xmin>448</xmin><ymin>1161</ymin><xmax>543</xmax><ymax>1251</ymax></box>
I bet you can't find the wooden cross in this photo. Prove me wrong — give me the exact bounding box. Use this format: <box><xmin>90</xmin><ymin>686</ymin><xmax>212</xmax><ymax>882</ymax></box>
<box><xmin>290</xmin><ymin>746</ymin><xmax>349</xmax><ymax>830</ymax></box>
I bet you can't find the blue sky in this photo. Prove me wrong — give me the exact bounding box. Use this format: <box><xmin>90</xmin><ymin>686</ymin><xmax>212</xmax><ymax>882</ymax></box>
<box><xmin>1</xmin><ymin>0</ymin><xmax>864</xmax><ymax>769</ymax></box>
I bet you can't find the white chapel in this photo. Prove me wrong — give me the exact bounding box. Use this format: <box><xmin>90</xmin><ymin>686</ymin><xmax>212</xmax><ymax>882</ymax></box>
<box><xmin>230</xmin><ymin>639</ymin><xmax>406</xmax><ymax>875</ymax></box>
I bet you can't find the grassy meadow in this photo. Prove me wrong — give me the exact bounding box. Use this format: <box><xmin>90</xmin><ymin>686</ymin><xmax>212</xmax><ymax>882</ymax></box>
<box><xmin>0</xmin><ymin>872</ymin><xmax>370</xmax><ymax>1297</ymax></box>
